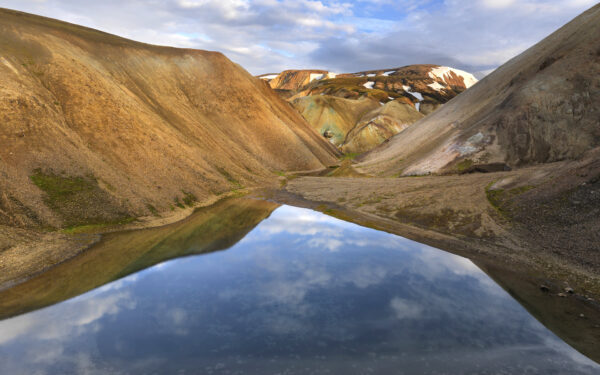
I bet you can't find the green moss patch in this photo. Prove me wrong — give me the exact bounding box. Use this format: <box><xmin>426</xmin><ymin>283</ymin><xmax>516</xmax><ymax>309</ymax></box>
<box><xmin>146</xmin><ymin>204</ymin><xmax>159</xmax><ymax>216</ymax></box>
<box><xmin>30</xmin><ymin>169</ymin><xmax>132</xmax><ymax>228</ymax></box>
<box><xmin>61</xmin><ymin>217</ymin><xmax>136</xmax><ymax>234</ymax></box>
<box><xmin>174</xmin><ymin>197</ymin><xmax>185</xmax><ymax>209</ymax></box>
<box><xmin>485</xmin><ymin>181</ymin><xmax>536</xmax><ymax>218</ymax></box>
<box><xmin>456</xmin><ymin>159</ymin><xmax>473</xmax><ymax>173</ymax></box>
<box><xmin>182</xmin><ymin>191</ymin><xmax>197</xmax><ymax>207</ymax></box>
<box><xmin>216</xmin><ymin>167</ymin><xmax>243</xmax><ymax>189</ymax></box>
<box><xmin>340</xmin><ymin>152</ymin><xmax>360</xmax><ymax>160</ymax></box>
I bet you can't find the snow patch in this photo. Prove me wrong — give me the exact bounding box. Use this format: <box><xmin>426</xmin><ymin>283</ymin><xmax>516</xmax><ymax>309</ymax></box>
<box><xmin>428</xmin><ymin>81</ymin><xmax>446</xmax><ymax>91</ymax></box>
<box><xmin>327</xmin><ymin>72</ymin><xmax>338</xmax><ymax>79</ymax></box>
<box><xmin>408</xmin><ymin>91</ymin><xmax>423</xmax><ymax>101</ymax></box>
<box><xmin>363</xmin><ymin>81</ymin><xmax>375</xmax><ymax>89</ymax></box>
<box><xmin>367</xmin><ymin>73</ymin><xmax>376</xmax><ymax>77</ymax></box>
<box><xmin>379</xmin><ymin>102</ymin><xmax>385</xmax><ymax>106</ymax></box>
<box><xmin>388</xmin><ymin>96</ymin><xmax>394</xmax><ymax>100</ymax></box>
<box><xmin>402</xmin><ymin>85</ymin><xmax>423</xmax><ymax>112</ymax></box>
<box><xmin>428</xmin><ymin>66</ymin><xmax>478</xmax><ymax>88</ymax></box>
<box><xmin>310</xmin><ymin>73</ymin><xmax>325</xmax><ymax>82</ymax></box>
<box><xmin>382</xmin><ymin>71</ymin><xmax>395</xmax><ymax>76</ymax></box>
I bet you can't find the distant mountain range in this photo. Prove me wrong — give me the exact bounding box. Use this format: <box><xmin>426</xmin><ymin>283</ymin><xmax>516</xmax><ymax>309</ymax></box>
<box><xmin>258</xmin><ymin>65</ymin><xmax>478</xmax><ymax>153</ymax></box>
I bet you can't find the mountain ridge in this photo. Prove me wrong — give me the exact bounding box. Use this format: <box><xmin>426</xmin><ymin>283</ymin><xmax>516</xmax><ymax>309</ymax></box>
<box><xmin>0</xmin><ymin>7</ymin><xmax>339</xmax><ymax>230</ymax></box>
<box><xmin>356</xmin><ymin>4</ymin><xmax>600</xmax><ymax>176</ymax></box>
<box><xmin>259</xmin><ymin>64</ymin><xmax>478</xmax><ymax>153</ymax></box>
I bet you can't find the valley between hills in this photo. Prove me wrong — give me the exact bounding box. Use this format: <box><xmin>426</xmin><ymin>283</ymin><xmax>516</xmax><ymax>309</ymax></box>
<box><xmin>0</xmin><ymin>3</ymin><xmax>599</xmax><ymax>365</ymax></box>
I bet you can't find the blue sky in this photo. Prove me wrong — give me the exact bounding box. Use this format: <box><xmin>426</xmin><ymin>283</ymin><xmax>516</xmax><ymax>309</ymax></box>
<box><xmin>0</xmin><ymin>0</ymin><xmax>596</xmax><ymax>76</ymax></box>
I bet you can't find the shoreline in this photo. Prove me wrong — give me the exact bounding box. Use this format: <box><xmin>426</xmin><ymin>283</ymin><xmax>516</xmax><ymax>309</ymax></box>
<box><xmin>1</xmin><ymin>173</ymin><xmax>599</xmax><ymax>362</ymax></box>
<box><xmin>0</xmin><ymin>188</ymin><xmax>256</xmax><ymax>292</ymax></box>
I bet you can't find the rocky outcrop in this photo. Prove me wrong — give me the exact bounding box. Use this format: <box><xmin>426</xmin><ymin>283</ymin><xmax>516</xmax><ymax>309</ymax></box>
<box><xmin>0</xmin><ymin>8</ymin><xmax>339</xmax><ymax>229</ymax></box>
<box><xmin>357</xmin><ymin>4</ymin><xmax>600</xmax><ymax>176</ymax></box>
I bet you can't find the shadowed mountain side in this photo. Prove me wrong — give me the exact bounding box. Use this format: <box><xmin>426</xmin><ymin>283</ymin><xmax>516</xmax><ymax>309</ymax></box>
<box><xmin>290</xmin><ymin>96</ymin><xmax>380</xmax><ymax>146</ymax></box>
<box><xmin>357</xmin><ymin>4</ymin><xmax>600</xmax><ymax>176</ymax></box>
<box><xmin>0</xmin><ymin>198</ymin><xmax>279</xmax><ymax>320</ymax></box>
<box><xmin>341</xmin><ymin>101</ymin><xmax>424</xmax><ymax>154</ymax></box>
<box><xmin>0</xmin><ymin>8</ymin><xmax>338</xmax><ymax>230</ymax></box>
<box><xmin>290</xmin><ymin>95</ymin><xmax>424</xmax><ymax>154</ymax></box>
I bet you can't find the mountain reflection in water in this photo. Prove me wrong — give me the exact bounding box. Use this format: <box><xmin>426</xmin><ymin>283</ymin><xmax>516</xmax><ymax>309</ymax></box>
<box><xmin>0</xmin><ymin>201</ymin><xmax>598</xmax><ymax>374</ymax></box>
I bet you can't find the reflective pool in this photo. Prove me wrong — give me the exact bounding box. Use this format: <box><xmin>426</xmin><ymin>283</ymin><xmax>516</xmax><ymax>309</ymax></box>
<box><xmin>0</xmin><ymin>204</ymin><xmax>598</xmax><ymax>374</ymax></box>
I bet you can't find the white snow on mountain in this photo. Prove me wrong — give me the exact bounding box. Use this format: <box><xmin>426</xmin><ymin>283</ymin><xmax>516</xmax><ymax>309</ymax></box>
<box><xmin>428</xmin><ymin>81</ymin><xmax>446</xmax><ymax>91</ymax></box>
<box><xmin>310</xmin><ymin>73</ymin><xmax>325</xmax><ymax>82</ymax></box>
<box><xmin>428</xmin><ymin>66</ymin><xmax>478</xmax><ymax>88</ymax></box>
<box><xmin>408</xmin><ymin>91</ymin><xmax>423</xmax><ymax>101</ymax></box>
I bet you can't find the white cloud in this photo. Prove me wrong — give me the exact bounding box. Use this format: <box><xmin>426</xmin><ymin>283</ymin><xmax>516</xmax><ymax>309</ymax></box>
<box><xmin>390</xmin><ymin>297</ymin><xmax>422</xmax><ymax>319</ymax></box>
<box><xmin>0</xmin><ymin>1</ymin><xmax>595</xmax><ymax>86</ymax></box>
<box><xmin>480</xmin><ymin>0</ymin><xmax>516</xmax><ymax>9</ymax></box>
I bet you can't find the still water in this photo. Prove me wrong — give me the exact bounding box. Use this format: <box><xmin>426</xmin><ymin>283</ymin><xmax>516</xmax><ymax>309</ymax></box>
<box><xmin>0</xmin><ymin>203</ymin><xmax>598</xmax><ymax>374</ymax></box>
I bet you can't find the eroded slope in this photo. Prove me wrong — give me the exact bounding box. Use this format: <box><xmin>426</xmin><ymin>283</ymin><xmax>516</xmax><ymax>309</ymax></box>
<box><xmin>0</xmin><ymin>8</ymin><xmax>339</xmax><ymax>230</ymax></box>
<box><xmin>358</xmin><ymin>4</ymin><xmax>600</xmax><ymax>176</ymax></box>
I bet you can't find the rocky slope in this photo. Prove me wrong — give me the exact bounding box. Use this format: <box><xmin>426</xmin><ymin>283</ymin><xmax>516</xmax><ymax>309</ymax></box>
<box><xmin>257</xmin><ymin>70</ymin><xmax>337</xmax><ymax>99</ymax></box>
<box><xmin>357</xmin><ymin>4</ymin><xmax>600</xmax><ymax>176</ymax></box>
<box><xmin>260</xmin><ymin>65</ymin><xmax>476</xmax><ymax>153</ymax></box>
<box><xmin>0</xmin><ymin>8</ymin><xmax>339</xmax><ymax>231</ymax></box>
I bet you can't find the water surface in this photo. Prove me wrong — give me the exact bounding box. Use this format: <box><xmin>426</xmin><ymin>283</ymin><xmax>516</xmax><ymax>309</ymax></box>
<box><xmin>0</xmin><ymin>203</ymin><xmax>598</xmax><ymax>374</ymax></box>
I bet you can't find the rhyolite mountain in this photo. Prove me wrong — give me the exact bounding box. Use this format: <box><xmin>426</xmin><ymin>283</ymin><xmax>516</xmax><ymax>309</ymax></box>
<box><xmin>357</xmin><ymin>4</ymin><xmax>600</xmax><ymax>176</ymax></box>
<box><xmin>259</xmin><ymin>65</ymin><xmax>478</xmax><ymax>114</ymax></box>
<box><xmin>259</xmin><ymin>65</ymin><xmax>478</xmax><ymax>153</ymax></box>
<box><xmin>0</xmin><ymin>8</ymin><xmax>339</xmax><ymax>230</ymax></box>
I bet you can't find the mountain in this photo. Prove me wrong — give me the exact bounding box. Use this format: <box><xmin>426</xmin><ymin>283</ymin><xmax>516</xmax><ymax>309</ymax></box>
<box><xmin>260</xmin><ymin>65</ymin><xmax>477</xmax><ymax>153</ymax></box>
<box><xmin>291</xmin><ymin>96</ymin><xmax>424</xmax><ymax>154</ymax></box>
<box><xmin>257</xmin><ymin>70</ymin><xmax>337</xmax><ymax>99</ymax></box>
<box><xmin>260</xmin><ymin>64</ymin><xmax>478</xmax><ymax>115</ymax></box>
<box><xmin>357</xmin><ymin>4</ymin><xmax>600</xmax><ymax>176</ymax></box>
<box><xmin>0</xmin><ymin>8</ymin><xmax>339</xmax><ymax>230</ymax></box>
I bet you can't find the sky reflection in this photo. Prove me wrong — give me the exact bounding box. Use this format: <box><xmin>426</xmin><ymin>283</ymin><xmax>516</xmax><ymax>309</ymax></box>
<box><xmin>0</xmin><ymin>205</ymin><xmax>598</xmax><ymax>374</ymax></box>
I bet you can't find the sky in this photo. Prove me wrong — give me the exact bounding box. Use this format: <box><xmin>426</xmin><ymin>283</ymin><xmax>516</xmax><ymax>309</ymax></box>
<box><xmin>0</xmin><ymin>0</ymin><xmax>596</xmax><ymax>76</ymax></box>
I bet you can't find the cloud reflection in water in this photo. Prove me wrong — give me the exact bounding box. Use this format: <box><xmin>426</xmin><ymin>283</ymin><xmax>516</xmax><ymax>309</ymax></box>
<box><xmin>0</xmin><ymin>205</ymin><xmax>598</xmax><ymax>374</ymax></box>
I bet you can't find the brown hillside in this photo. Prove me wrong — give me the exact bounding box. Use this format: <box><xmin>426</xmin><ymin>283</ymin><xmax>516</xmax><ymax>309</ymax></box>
<box><xmin>0</xmin><ymin>8</ymin><xmax>339</xmax><ymax>230</ymax></box>
<box><xmin>358</xmin><ymin>4</ymin><xmax>600</xmax><ymax>176</ymax></box>
<box><xmin>262</xmin><ymin>69</ymin><xmax>332</xmax><ymax>98</ymax></box>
